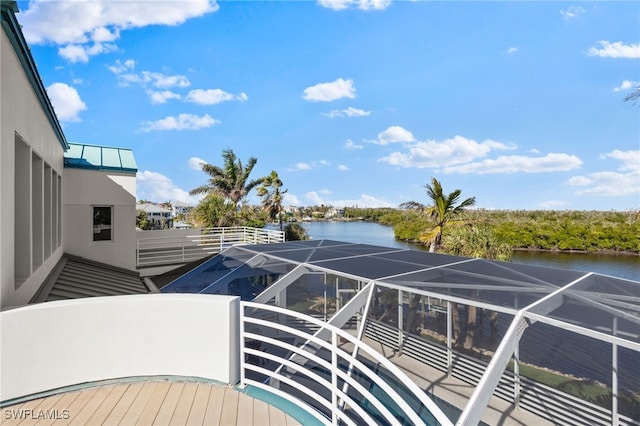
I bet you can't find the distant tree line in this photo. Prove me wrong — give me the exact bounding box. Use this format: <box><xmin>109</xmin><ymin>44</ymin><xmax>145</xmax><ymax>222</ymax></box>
<box><xmin>378</xmin><ymin>208</ymin><xmax>639</xmax><ymax>254</ymax></box>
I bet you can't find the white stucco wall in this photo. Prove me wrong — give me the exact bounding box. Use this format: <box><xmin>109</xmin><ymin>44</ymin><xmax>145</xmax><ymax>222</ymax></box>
<box><xmin>0</xmin><ymin>25</ymin><xmax>65</xmax><ymax>309</ymax></box>
<box><xmin>0</xmin><ymin>294</ymin><xmax>241</xmax><ymax>402</ymax></box>
<box><xmin>64</xmin><ymin>169</ymin><xmax>137</xmax><ymax>270</ymax></box>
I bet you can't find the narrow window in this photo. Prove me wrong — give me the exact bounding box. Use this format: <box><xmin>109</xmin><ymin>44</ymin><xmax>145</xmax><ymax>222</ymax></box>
<box><xmin>32</xmin><ymin>152</ymin><xmax>43</xmax><ymax>269</ymax></box>
<box><xmin>14</xmin><ymin>134</ymin><xmax>31</xmax><ymax>285</ymax></box>
<box><xmin>93</xmin><ymin>206</ymin><xmax>113</xmax><ymax>241</ymax></box>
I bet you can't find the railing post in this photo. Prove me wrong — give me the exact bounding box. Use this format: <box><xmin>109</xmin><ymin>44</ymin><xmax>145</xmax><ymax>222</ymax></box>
<box><xmin>398</xmin><ymin>290</ymin><xmax>403</xmax><ymax>349</ymax></box>
<box><xmin>612</xmin><ymin>317</ymin><xmax>619</xmax><ymax>426</ymax></box>
<box><xmin>239</xmin><ymin>303</ymin><xmax>246</xmax><ymax>387</ymax></box>
<box><xmin>447</xmin><ymin>301</ymin><xmax>452</xmax><ymax>373</ymax></box>
<box><xmin>514</xmin><ymin>341</ymin><xmax>520</xmax><ymax>406</ymax></box>
<box><xmin>331</xmin><ymin>329</ymin><xmax>338</xmax><ymax>425</ymax></box>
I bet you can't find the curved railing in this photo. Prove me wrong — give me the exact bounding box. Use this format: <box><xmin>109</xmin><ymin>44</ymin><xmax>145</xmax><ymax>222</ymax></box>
<box><xmin>240</xmin><ymin>302</ymin><xmax>453</xmax><ymax>426</ymax></box>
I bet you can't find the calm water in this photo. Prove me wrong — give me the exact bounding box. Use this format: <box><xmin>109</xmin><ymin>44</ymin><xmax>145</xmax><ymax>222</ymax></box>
<box><xmin>298</xmin><ymin>221</ymin><xmax>639</xmax><ymax>281</ymax></box>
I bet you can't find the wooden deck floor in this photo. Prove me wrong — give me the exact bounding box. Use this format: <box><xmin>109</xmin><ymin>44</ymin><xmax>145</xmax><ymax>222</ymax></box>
<box><xmin>0</xmin><ymin>382</ymin><xmax>302</xmax><ymax>426</ymax></box>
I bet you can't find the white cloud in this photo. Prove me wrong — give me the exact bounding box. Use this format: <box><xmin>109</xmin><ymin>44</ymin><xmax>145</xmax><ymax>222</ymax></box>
<box><xmin>59</xmin><ymin>42</ymin><xmax>116</xmax><ymax>63</ymax></box>
<box><xmin>20</xmin><ymin>1</ymin><xmax>219</xmax><ymax>61</ymax></box>
<box><xmin>613</xmin><ymin>80</ymin><xmax>640</xmax><ymax>92</ymax></box>
<box><xmin>92</xmin><ymin>26</ymin><xmax>120</xmax><ymax>43</ymax></box>
<box><xmin>185</xmin><ymin>89</ymin><xmax>249</xmax><ymax>105</ymax></box>
<box><xmin>318</xmin><ymin>0</ymin><xmax>391</xmax><ymax>11</ymax></box>
<box><xmin>305</xmin><ymin>191</ymin><xmax>324</xmax><ymax>205</ymax></box>
<box><xmin>137</xmin><ymin>170</ymin><xmax>201</xmax><ymax>205</ymax></box>
<box><xmin>337</xmin><ymin>165</ymin><xmax>350</xmax><ymax>171</ymax></box>
<box><xmin>507</xmin><ymin>47</ymin><xmax>518</xmax><ymax>54</ymax></box>
<box><xmin>287</xmin><ymin>160</ymin><xmax>331</xmax><ymax>171</ymax></box>
<box><xmin>443</xmin><ymin>153</ymin><xmax>583</xmax><ymax>174</ymax></box>
<box><xmin>378</xmin><ymin>135</ymin><xmax>515</xmax><ymax>168</ymax></box>
<box><xmin>600</xmin><ymin>149</ymin><xmax>640</xmax><ymax>172</ymax></box>
<box><xmin>568</xmin><ymin>170</ymin><xmax>640</xmax><ymax>196</ymax></box>
<box><xmin>116</xmin><ymin>70</ymin><xmax>191</xmax><ymax>89</ymax></box>
<box><xmin>139</xmin><ymin>113</ymin><xmax>219</xmax><ymax>132</ymax></box>
<box><xmin>108</xmin><ymin>59</ymin><xmax>135</xmax><ymax>74</ymax></box>
<box><xmin>283</xmin><ymin>193</ymin><xmax>301</xmax><ymax>206</ymax></box>
<box><xmin>148</xmin><ymin>90</ymin><xmax>182</xmax><ymax>104</ymax></box>
<box><xmin>289</xmin><ymin>162</ymin><xmax>313</xmax><ymax>171</ymax></box>
<box><xmin>344</xmin><ymin>139</ymin><xmax>364</xmax><ymax>150</ymax></box>
<box><xmin>560</xmin><ymin>6</ymin><xmax>585</xmax><ymax>19</ymax></box>
<box><xmin>188</xmin><ymin>157</ymin><xmax>207</xmax><ymax>171</ymax></box>
<box><xmin>303</xmin><ymin>78</ymin><xmax>356</xmax><ymax>102</ymax></box>
<box><xmin>371</xmin><ymin>125</ymin><xmax>415</xmax><ymax>145</ymax></box>
<box><xmin>324</xmin><ymin>106</ymin><xmax>371</xmax><ymax>118</ymax></box>
<box><xmin>587</xmin><ymin>41</ymin><xmax>640</xmax><ymax>59</ymax></box>
<box><xmin>46</xmin><ymin>82</ymin><xmax>87</xmax><ymax>122</ymax></box>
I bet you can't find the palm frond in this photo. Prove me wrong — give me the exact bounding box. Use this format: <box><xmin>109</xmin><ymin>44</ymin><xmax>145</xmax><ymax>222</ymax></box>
<box><xmin>399</xmin><ymin>201</ymin><xmax>426</xmax><ymax>210</ymax></box>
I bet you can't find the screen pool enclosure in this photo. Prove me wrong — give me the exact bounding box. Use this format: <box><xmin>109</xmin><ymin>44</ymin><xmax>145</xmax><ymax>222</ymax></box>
<box><xmin>162</xmin><ymin>239</ymin><xmax>640</xmax><ymax>425</ymax></box>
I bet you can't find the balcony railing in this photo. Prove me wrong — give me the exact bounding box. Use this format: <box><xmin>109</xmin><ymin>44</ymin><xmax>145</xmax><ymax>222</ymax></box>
<box><xmin>240</xmin><ymin>302</ymin><xmax>452</xmax><ymax>426</ymax></box>
<box><xmin>136</xmin><ymin>226</ymin><xmax>285</xmax><ymax>267</ymax></box>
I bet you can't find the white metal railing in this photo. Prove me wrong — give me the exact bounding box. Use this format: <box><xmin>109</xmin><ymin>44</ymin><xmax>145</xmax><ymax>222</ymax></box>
<box><xmin>240</xmin><ymin>302</ymin><xmax>453</xmax><ymax>426</ymax></box>
<box><xmin>136</xmin><ymin>227</ymin><xmax>285</xmax><ymax>267</ymax></box>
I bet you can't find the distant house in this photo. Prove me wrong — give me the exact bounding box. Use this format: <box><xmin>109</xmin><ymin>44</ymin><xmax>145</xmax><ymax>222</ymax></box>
<box><xmin>137</xmin><ymin>203</ymin><xmax>173</xmax><ymax>229</ymax></box>
<box><xmin>172</xmin><ymin>201</ymin><xmax>193</xmax><ymax>219</ymax></box>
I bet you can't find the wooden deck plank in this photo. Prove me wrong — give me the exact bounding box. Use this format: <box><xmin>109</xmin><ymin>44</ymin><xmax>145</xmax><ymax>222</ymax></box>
<box><xmin>268</xmin><ymin>403</ymin><xmax>288</xmax><ymax>426</ymax></box>
<box><xmin>152</xmin><ymin>382</ymin><xmax>184</xmax><ymax>424</ymax></box>
<box><xmin>285</xmin><ymin>413</ymin><xmax>302</xmax><ymax>426</ymax></box>
<box><xmin>0</xmin><ymin>402</ymin><xmax>26</xmax><ymax>426</ymax></box>
<box><xmin>101</xmin><ymin>382</ymin><xmax>143</xmax><ymax>426</ymax></box>
<box><xmin>117</xmin><ymin>382</ymin><xmax>158</xmax><ymax>425</ymax></box>
<box><xmin>202</xmin><ymin>385</ymin><xmax>225</xmax><ymax>425</ymax></box>
<box><xmin>135</xmin><ymin>381</ymin><xmax>172</xmax><ymax>425</ymax></box>
<box><xmin>235</xmin><ymin>393</ymin><xmax>254</xmax><ymax>426</ymax></box>
<box><xmin>34</xmin><ymin>391</ymin><xmax>80</xmax><ymax>425</ymax></box>
<box><xmin>86</xmin><ymin>384</ymin><xmax>129</xmax><ymax>424</ymax></box>
<box><xmin>185</xmin><ymin>384</ymin><xmax>212</xmax><ymax>426</ymax></box>
<box><xmin>68</xmin><ymin>386</ymin><xmax>114</xmax><ymax>425</ymax></box>
<box><xmin>168</xmin><ymin>382</ymin><xmax>197</xmax><ymax>426</ymax></box>
<box><xmin>20</xmin><ymin>394</ymin><xmax>64</xmax><ymax>426</ymax></box>
<box><xmin>2</xmin><ymin>382</ymin><xmax>301</xmax><ymax>426</ymax></box>
<box><xmin>253</xmin><ymin>398</ymin><xmax>270</xmax><ymax>426</ymax></box>
<box><xmin>219</xmin><ymin>388</ymin><xmax>239</xmax><ymax>425</ymax></box>
<box><xmin>53</xmin><ymin>388</ymin><xmax>94</xmax><ymax>425</ymax></box>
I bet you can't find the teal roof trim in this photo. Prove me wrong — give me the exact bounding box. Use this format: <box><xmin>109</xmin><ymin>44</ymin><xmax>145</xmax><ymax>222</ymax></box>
<box><xmin>64</xmin><ymin>143</ymin><xmax>138</xmax><ymax>173</ymax></box>
<box><xmin>1</xmin><ymin>1</ymin><xmax>69</xmax><ymax>150</ymax></box>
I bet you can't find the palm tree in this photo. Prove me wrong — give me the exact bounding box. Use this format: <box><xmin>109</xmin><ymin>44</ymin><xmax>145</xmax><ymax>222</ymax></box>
<box><xmin>257</xmin><ymin>170</ymin><xmax>287</xmax><ymax>230</ymax></box>
<box><xmin>190</xmin><ymin>148</ymin><xmax>264</xmax><ymax>224</ymax></box>
<box><xmin>401</xmin><ymin>177</ymin><xmax>476</xmax><ymax>252</ymax></box>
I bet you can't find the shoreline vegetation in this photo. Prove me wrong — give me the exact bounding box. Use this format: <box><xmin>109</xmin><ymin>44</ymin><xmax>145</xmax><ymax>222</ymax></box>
<box><xmin>333</xmin><ymin>207</ymin><xmax>640</xmax><ymax>256</ymax></box>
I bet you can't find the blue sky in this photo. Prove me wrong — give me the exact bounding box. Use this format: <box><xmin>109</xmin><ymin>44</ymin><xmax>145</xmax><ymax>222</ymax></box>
<box><xmin>16</xmin><ymin>0</ymin><xmax>640</xmax><ymax>210</ymax></box>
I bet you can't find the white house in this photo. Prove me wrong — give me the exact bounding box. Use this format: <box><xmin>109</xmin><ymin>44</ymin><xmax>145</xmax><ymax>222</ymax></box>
<box><xmin>0</xmin><ymin>1</ymin><xmax>139</xmax><ymax>309</ymax></box>
<box><xmin>137</xmin><ymin>202</ymin><xmax>173</xmax><ymax>229</ymax></box>
<box><xmin>172</xmin><ymin>201</ymin><xmax>193</xmax><ymax>218</ymax></box>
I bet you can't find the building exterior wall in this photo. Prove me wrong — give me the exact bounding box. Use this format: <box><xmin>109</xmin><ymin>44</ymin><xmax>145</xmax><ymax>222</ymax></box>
<box><xmin>1</xmin><ymin>25</ymin><xmax>65</xmax><ymax>309</ymax></box>
<box><xmin>64</xmin><ymin>169</ymin><xmax>137</xmax><ymax>271</ymax></box>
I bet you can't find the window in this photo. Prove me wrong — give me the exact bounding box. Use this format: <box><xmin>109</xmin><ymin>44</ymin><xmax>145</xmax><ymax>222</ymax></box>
<box><xmin>93</xmin><ymin>206</ymin><xmax>113</xmax><ymax>241</ymax></box>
